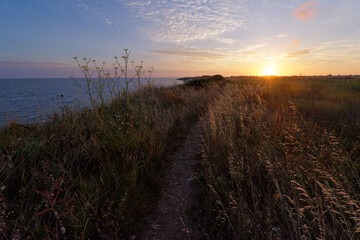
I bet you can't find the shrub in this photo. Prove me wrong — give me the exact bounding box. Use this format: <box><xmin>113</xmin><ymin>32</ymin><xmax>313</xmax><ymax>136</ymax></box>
<box><xmin>185</xmin><ymin>75</ymin><xmax>225</xmax><ymax>88</ymax></box>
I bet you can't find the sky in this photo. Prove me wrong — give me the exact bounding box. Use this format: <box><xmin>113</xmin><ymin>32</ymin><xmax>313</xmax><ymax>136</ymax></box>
<box><xmin>0</xmin><ymin>0</ymin><xmax>360</xmax><ymax>78</ymax></box>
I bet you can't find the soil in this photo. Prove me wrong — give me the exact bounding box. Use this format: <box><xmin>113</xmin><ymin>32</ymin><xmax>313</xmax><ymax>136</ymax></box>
<box><xmin>138</xmin><ymin>120</ymin><xmax>204</xmax><ymax>240</ymax></box>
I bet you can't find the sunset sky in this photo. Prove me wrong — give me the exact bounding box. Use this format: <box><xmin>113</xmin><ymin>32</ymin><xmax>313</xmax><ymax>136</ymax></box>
<box><xmin>1</xmin><ymin>0</ymin><xmax>359</xmax><ymax>78</ymax></box>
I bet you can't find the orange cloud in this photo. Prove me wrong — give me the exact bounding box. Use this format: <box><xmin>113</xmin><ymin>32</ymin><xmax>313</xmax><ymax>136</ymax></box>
<box><xmin>292</xmin><ymin>40</ymin><xmax>301</xmax><ymax>46</ymax></box>
<box><xmin>286</xmin><ymin>48</ymin><xmax>313</xmax><ymax>58</ymax></box>
<box><xmin>293</xmin><ymin>1</ymin><xmax>319</xmax><ymax>21</ymax></box>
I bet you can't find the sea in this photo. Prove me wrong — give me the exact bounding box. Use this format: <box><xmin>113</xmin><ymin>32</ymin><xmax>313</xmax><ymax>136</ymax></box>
<box><xmin>0</xmin><ymin>77</ymin><xmax>181</xmax><ymax>127</ymax></box>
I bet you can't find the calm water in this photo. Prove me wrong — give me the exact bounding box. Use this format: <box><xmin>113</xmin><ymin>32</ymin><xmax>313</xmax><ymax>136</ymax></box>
<box><xmin>0</xmin><ymin>78</ymin><xmax>181</xmax><ymax>127</ymax></box>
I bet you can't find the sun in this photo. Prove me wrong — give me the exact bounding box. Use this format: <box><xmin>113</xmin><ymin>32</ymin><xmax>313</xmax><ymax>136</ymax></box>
<box><xmin>261</xmin><ymin>65</ymin><xmax>278</xmax><ymax>76</ymax></box>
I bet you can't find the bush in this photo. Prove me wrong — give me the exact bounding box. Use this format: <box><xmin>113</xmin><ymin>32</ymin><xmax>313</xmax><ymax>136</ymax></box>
<box><xmin>185</xmin><ymin>75</ymin><xmax>225</xmax><ymax>88</ymax></box>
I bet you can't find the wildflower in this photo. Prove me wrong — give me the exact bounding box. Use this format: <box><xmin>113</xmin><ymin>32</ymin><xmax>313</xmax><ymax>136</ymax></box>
<box><xmin>121</xmin><ymin>192</ymin><xmax>127</xmax><ymax>201</ymax></box>
<box><xmin>271</xmin><ymin>227</ymin><xmax>281</xmax><ymax>232</ymax></box>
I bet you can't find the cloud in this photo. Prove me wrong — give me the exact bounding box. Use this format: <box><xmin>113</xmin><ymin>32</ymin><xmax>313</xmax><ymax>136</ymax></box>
<box><xmin>277</xmin><ymin>33</ymin><xmax>287</xmax><ymax>38</ymax></box>
<box><xmin>214</xmin><ymin>37</ymin><xmax>237</xmax><ymax>45</ymax></box>
<box><xmin>317</xmin><ymin>39</ymin><xmax>349</xmax><ymax>50</ymax></box>
<box><xmin>0</xmin><ymin>60</ymin><xmax>70</xmax><ymax>66</ymax></box>
<box><xmin>292</xmin><ymin>40</ymin><xmax>301</xmax><ymax>46</ymax></box>
<box><xmin>240</xmin><ymin>52</ymin><xmax>258</xmax><ymax>55</ymax></box>
<box><xmin>104</xmin><ymin>18</ymin><xmax>112</xmax><ymax>26</ymax></box>
<box><xmin>292</xmin><ymin>1</ymin><xmax>319</xmax><ymax>21</ymax></box>
<box><xmin>236</xmin><ymin>42</ymin><xmax>268</xmax><ymax>53</ymax></box>
<box><xmin>126</xmin><ymin>1</ymin><xmax>152</xmax><ymax>7</ymax></box>
<box><xmin>149</xmin><ymin>49</ymin><xmax>224</xmax><ymax>58</ymax></box>
<box><xmin>310</xmin><ymin>40</ymin><xmax>360</xmax><ymax>63</ymax></box>
<box><xmin>77</xmin><ymin>0</ymin><xmax>89</xmax><ymax>10</ymax></box>
<box><xmin>124</xmin><ymin>0</ymin><xmax>245</xmax><ymax>43</ymax></box>
<box><xmin>76</xmin><ymin>1</ymin><xmax>114</xmax><ymax>28</ymax></box>
<box><xmin>286</xmin><ymin>48</ymin><xmax>313</xmax><ymax>58</ymax></box>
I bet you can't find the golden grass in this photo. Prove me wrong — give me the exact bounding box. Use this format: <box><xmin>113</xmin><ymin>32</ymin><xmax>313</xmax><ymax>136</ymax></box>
<box><xmin>200</xmin><ymin>78</ymin><xmax>360</xmax><ymax>239</ymax></box>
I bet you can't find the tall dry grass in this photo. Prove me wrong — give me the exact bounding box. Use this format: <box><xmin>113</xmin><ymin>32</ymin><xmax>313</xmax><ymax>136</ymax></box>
<box><xmin>200</xmin><ymin>78</ymin><xmax>360</xmax><ymax>239</ymax></box>
<box><xmin>259</xmin><ymin>77</ymin><xmax>360</xmax><ymax>154</ymax></box>
<box><xmin>0</xmin><ymin>81</ymin><xmax>221</xmax><ymax>239</ymax></box>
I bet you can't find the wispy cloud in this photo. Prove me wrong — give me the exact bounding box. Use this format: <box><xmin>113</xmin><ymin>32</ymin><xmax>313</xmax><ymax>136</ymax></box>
<box><xmin>77</xmin><ymin>0</ymin><xmax>89</xmax><ymax>10</ymax></box>
<box><xmin>0</xmin><ymin>60</ymin><xmax>71</xmax><ymax>66</ymax></box>
<box><xmin>277</xmin><ymin>33</ymin><xmax>287</xmax><ymax>38</ymax></box>
<box><xmin>310</xmin><ymin>40</ymin><xmax>360</xmax><ymax>63</ymax></box>
<box><xmin>292</xmin><ymin>40</ymin><xmax>301</xmax><ymax>46</ymax></box>
<box><xmin>240</xmin><ymin>52</ymin><xmax>258</xmax><ymax>55</ymax></box>
<box><xmin>124</xmin><ymin>0</ymin><xmax>245</xmax><ymax>43</ymax></box>
<box><xmin>286</xmin><ymin>48</ymin><xmax>313</xmax><ymax>58</ymax></box>
<box><xmin>76</xmin><ymin>1</ymin><xmax>114</xmax><ymax>28</ymax></box>
<box><xmin>149</xmin><ymin>49</ymin><xmax>224</xmax><ymax>58</ymax></box>
<box><xmin>316</xmin><ymin>39</ymin><xmax>349</xmax><ymax>50</ymax></box>
<box><xmin>104</xmin><ymin>18</ymin><xmax>112</xmax><ymax>26</ymax></box>
<box><xmin>292</xmin><ymin>1</ymin><xmax>319</xmax><ymax>22</ymax></box>
<box><xmin>126</xmin><ymin>1</ymin><xmax>152</xmax><ymax>7</ymax></box>
<box><xmin>236</xmin><ymin>42</ymin><xmax>269</xmax><ymax>53</ymax></box>
<box><xmin>213</xmin><ymin>37</ymin><xmax>237</xmax><ymax>45</ymax></box>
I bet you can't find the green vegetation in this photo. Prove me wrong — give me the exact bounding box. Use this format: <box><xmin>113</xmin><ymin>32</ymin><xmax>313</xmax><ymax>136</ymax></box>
<box><xmin>184</xmin><ymin>74</ymin><xmax>225</xmax><ymax>88</ymax></box>
<box><xmin>199</xmin><ymin>77</ymin><xmax>360</xmax><ymax>239</ymax></box>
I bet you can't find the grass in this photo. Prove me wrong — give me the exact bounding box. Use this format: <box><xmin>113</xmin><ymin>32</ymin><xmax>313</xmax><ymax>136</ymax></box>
<box><xmin>2</xmin><ymin>71</ymin><xmax>360</xmax><ymax>239</ymax></box>
<box><xmin>0</xmin><ymin>63</ymin><xmax>223</xmax><ymax>238</ymax></box>
<box><xmin>198</xmin><ymin>76</ymin><xmax>360</xmax><ymax>239</ymax></box>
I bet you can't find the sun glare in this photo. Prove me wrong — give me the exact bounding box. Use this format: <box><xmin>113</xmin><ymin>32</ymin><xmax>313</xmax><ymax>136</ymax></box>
<box><xmin>261</xmin><ymin>65</ymin><xmax>278</xmax><ymax>76</ymax></box>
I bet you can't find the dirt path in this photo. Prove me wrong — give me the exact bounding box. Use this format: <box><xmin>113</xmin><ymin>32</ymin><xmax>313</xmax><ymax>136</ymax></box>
<box><xmin>138</xmin><ymin>120</ymin><xmax>204</xmax><ymax>240</ymax></box>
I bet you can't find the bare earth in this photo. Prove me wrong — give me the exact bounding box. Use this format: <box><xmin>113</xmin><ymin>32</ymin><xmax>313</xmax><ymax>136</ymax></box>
<box><xmin>138</xmin><ymin>120</ymin><xmax>204</xmax><ymax>240</ymax></box>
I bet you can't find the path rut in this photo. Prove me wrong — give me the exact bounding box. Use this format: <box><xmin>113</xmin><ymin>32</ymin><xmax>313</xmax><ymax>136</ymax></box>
<box><xmin>139</xmin><ymin>120</ymin><xmax>204</xmax><ymax>240</ymax></box>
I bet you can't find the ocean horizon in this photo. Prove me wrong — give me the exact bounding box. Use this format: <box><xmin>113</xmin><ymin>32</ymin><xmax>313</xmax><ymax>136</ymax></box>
<box><xmin>0</xmin><ymin>77</ymin><xmax>181</xmax><ymax>127</ymax></box>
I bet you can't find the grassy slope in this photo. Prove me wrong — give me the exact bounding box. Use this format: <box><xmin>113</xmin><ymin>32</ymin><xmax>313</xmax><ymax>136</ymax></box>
<box><xmin>2</xmin><ymin>76</ymin><xmax>359</xmax><ymax>239</ymax></box>
<box><xmin>0</xmin><ymin>83</ymin><xmax>222</xmax><ymax>239</ymax></box>
<box><xmin>199</xmin><ymin>77</ymin><xmax>360</xmax><ymax>239</ymax></box>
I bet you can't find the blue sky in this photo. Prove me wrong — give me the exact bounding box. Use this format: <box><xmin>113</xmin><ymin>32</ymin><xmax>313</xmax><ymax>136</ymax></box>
<box><xmin>1</xmin><ymin>0</ymin><xmax>359</xmax><ymax>78</ymax></box>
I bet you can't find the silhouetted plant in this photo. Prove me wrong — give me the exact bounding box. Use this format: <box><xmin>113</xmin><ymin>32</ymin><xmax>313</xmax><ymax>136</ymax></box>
<box><xmin>73</xmin><ymin>49</ymin><xmax>153</xmax><ymax>110</ymax></box>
